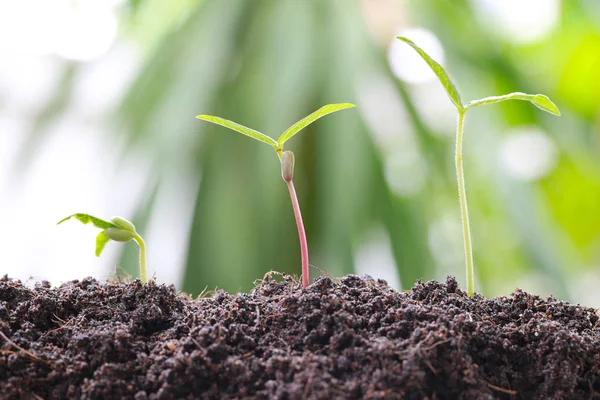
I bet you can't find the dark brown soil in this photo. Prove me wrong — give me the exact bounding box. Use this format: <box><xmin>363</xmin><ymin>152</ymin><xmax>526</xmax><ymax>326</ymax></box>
<box><xmin>1</xmin><ymin>274</ymin><xmax>599</xmax><ymax>399</ymax></box>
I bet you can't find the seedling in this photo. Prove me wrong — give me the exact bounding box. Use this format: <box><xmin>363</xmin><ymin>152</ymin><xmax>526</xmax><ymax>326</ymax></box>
<box><xmin>196</xmin><ymin>104</ymin><xmax>355</xmax><ymax>286</ymax></box>
<box><xmin>398</xmin><ymin>37</ymin><xmax>560</xmax><ymax>296</ymax></box>
<box><xmin>57</xmin><ymin>214</ymin><xmax>148</xmax><ymax>282</ymax></box>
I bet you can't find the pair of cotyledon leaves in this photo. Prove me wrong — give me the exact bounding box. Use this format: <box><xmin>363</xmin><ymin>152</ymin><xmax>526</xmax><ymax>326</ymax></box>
<box><xmin>57</xmin><ymin>214</ymin><xmax>139</xmax><ymax>257</ymax></box>
<box><xmin>396</xmin><ymin>37</ymin><xmax>560</xmax><ymax>116</ymax></box>
<box><xmin>196</xmin><ymin>103</ymin><xmax>356</xmax><ymax>158</ymax></box>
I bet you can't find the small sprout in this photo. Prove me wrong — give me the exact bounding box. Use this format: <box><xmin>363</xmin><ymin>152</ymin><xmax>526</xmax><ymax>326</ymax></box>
<box><xmin>196</xmin><ymin>104</ymin><xmax>356</xmax><ymax>286</ymax></box>
<box><xmin>398</xmin><ymin>36</ymin><xmax>560</xmax><ymax>296</ymax></box>
<box><xmin>58</xmin><ymin>213</ymin><xmax>148</xmax><ymax>283</ymax></box>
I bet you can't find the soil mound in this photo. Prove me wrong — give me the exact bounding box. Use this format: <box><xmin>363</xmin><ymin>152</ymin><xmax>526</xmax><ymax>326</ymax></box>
<box><xmin>1</xmin><ymin>274</ymin><xmax>599</xmax><ymax>399</ymax></box>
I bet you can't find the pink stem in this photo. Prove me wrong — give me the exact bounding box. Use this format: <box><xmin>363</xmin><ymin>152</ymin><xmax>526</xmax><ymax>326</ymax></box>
<box><xmin>286</xmin><ymin>180</ymin><xmax>309</xmax><ymax>287</ymax></box>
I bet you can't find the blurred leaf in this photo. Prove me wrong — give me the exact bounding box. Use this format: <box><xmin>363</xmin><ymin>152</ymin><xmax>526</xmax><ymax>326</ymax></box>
<box><xmin>557</xmin><ymin>32</ymin><xmax>600</xmax><ymax>118</ymax></box>
<box><xmin>196</xmin><ymin>115</ymin><xmax>279</xmax><ymax>148</ymax></box>
<box><xmin>467</xmin><ymin>93</ymin><xmax>560</xmax><ymax>115</ymax></box>
<box><xmin>277</xmin><ymin>103</ymin><xmax>356</xmax><ymax>147</ymax></box>
<box><xmin>397</xmin><ymin>36</ymin><xmax>463</xmax><ymax>112</ymax></box>
<box><xmin>541</xmin><ymin>157</ymin><xmax>600</xmax><ymax>253</ymax></box>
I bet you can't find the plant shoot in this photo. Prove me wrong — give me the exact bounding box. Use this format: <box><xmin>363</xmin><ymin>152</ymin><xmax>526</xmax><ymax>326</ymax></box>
<box><xmin>58</xmin><ymin>214</ymin><xmax>148</xmax><ymax>283</ymax></box>
<box><xmin>196</xmin><ymin>104</ymin><xmax>355</xmax><ymax>286</ymax></box>
<box><xmin>397</xmin><ymin>36</ymin><xmax>560</xmax><ymax>296</ymax></box>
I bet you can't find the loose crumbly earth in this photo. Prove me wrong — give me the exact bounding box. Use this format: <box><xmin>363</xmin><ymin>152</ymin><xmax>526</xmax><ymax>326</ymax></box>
<box><xmin>1</xmin><ymin>274</ymin><xmax>599</xmax><ymax>399</ymax></box>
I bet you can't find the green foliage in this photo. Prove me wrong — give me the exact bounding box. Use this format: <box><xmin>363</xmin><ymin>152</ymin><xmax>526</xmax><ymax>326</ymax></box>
<box><xmin>57</xmin><ymin>214</ymin><xmax>117</xmax><ymax>231</ymax></box>
<box><xmin>276</xmin><ymin>103</ymin><xmax>356</xmax><ymax>147</ymax></box>
<box><xmin>398</xmin><ymin>37</ymin><xmax>561</xmax><ymax>296</ymax></box>
<box><xmin>196</xmin><ymin>103</ymin><xmax>355</xmax><ymax>157</ymax></box>
<box><xmin>195</xmin><ymin>115</ymin><xmax>279</xmax><ymax>148</ymax></box>
<box><xmin>58</xmin><ymin>214</ymin><xmax>148</xmax><ymax>282</ymax></box>
<box><xmin>95</xmin><ymin>231</ymin><xmax>111</xmax><ymax>257</ymax></box>
<box><xmin>396</xmin><ymin>36</ymin><xmax>463</xmax><ymax>113</ymax></box>
<box><xmin>466</xmin><ymin>93</ymin><xmax>561</xmax><ymax>115</ymax></box>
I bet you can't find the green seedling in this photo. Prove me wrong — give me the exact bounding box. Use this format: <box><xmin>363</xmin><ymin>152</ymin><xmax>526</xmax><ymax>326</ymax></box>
<box><xmin>398</xmin><ymin>37</ymin><xmax>560</xmax><ymax>296</ymax></box>
<box><xmin>196</xmin><ymin>103</ymin><xmax>355</xmax><ymax>287</ymax></box>
<box><xmin>57</xmin><ymin>214</ymin><xmax>148</xmax><ymax>283</ymax></box>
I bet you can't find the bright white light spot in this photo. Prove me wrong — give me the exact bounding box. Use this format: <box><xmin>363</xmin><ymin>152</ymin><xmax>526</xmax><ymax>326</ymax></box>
<box><xmin>408</xmin><ymin>82</ymin><xmax>457</xmax><ymax>137</ymax></box>
<box><xmin>384</xmin><ymin>151</ymin><xmax>427</xmax><ymax>197</ymax></box>
<box><xmin>471</xmin><ymin>0</ymin><xmax>560</xmax><ymax>44</ymax></box>
<box><xmin>71</xmin><ymin>43</ymin><xmax>140</xmax><ymax>115</ymax></box>
<box><xmin>0</xmin><ymin>115</ymin><xmax>29</xmax><ymax>187</ymax></box>
<box><xmin>0</xmin><ymin>54</ymin><xmax>61</xmax><ymax>112</ymax></box>
<box><xmin>355</xmin><ymin>228</ymin><xmax>401</xmax><ymax>290</ymax></box>
<box><xmin>388</xmin><ymin>28</ymin><xmax>445</xmax><ymax>84</ymax></box>
<box><xmin>499</xmin><ymin>128</ymin><xmax>558</xmax><ymax>181</ymax></box>
<box><xmin>356</xmin><ymin>73</ymin><xmax>412</xmax><ymax>145</ymax></box>
<box><xmin>55</xmin><ymin>3</ymin><xmax>118</xmax><ymax>61</ymax></box>
<box><xmin>0</xmin><ymin>0</ymin><xmax>118</xmax><ymax>61</ymax></box>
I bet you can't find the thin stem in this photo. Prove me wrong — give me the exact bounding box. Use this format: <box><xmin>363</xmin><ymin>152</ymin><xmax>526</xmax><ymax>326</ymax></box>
<box><xmin>286</xmin><ymin>180</ymin><xmax>309</xmax><ymax>287</ymax></box>
<box><xmin>456</xmin><ymin>110</ymin><xmax>475</xmax><ymax>296</ymax></box>
<box><xmin>133</xmin><ymin>234</ymin><xmax>147</xmax><ymax>283</ymax></box>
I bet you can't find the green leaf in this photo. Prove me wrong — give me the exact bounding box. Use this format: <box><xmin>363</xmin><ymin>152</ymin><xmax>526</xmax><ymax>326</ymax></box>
<box><xmin>95</xmin><ymin>231</ymin><xmax>111</xmax><ymax>257</ymax></box>
<box><xmin>196</xmin><ymin>115</ymin><xmax>279</xmax><ymax>148</ymax></box>
<box><xmin>466</xmin><ymin>92</ymin><xmax>561</xmax><ymax>115</ymax></box>
<box><xmin>396</xmin><ymin>36</ymin><xmax>464</xmax><ymax>113</ymax></box>
<box><xmin>57</xmin><ymin>213</ymin><xmax>117</xmax><ymax>230</ymax></box>
<box><xmin>276</xmin><ymin>103</ymin><xmax>356</xmax><ymax>146</ymax></box>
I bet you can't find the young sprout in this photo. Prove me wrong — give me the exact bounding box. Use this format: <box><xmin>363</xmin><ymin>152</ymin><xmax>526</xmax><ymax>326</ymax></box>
<box><xmin>196</xmin><ymin>103</ymin><xmax>355</xmax><ymax>286</ymax></box>
<box><xmin>57</xmin><ymin>214</ymin><xmax>148</xmax><ymax>282</ymax></box>
<box><xmin>397</xmin><ymin>37</ymin><xmax>560</xmax><ymax>296</ymax></box>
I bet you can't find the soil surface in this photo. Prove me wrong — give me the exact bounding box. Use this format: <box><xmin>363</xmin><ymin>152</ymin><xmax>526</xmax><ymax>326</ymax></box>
<box><xmin>1</xmin><ymin>274</ymin><xmax>599</xmax><ymax>399</ymax></box>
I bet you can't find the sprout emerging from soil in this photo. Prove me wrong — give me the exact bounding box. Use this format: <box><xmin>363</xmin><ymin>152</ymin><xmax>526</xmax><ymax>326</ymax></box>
<box><xmin>196</xmin><ymin>104</ymin><xmax>356</xmax><ymax>286</ymax></box>
<box><xmin>397</xmin><ymin>36</ymin><xmax>560</xmax><ymax>296</ymax></box>
<box><xmin>58</xmin><ymin>214</ymin><xmax>147</xmax><ymax>282</ymax></box>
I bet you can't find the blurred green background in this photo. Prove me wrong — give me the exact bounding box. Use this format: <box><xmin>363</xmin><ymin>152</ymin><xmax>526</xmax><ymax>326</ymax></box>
<box><xmin>2</xmin><ymin>0</ymin><xmax>599</xmax><ymax>305</ymax></box>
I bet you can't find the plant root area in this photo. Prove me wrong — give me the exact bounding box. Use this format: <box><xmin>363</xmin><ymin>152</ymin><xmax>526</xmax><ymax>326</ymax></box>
<box><xmin>1</xmin><ymin>274</ymin><xmax>599</xmax><ymax>399</ymax></box>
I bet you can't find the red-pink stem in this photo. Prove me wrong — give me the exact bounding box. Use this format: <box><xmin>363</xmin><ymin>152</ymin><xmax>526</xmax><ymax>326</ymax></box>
<box><xmin>286</xmin><ymin>180</ymin><xmax>309</xmax><ymax>287</ymax></box>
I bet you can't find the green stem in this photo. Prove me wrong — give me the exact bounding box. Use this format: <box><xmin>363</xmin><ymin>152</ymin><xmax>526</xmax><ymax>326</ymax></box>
<box><xmin>456</xmin><ymin>110</ymin><xmax>475</xmax><ymax>296</ymax></box>
<box><xmin>134</xmin><ymin>234</ymin><xmax>147</xmax><ymax>283</ymax></box>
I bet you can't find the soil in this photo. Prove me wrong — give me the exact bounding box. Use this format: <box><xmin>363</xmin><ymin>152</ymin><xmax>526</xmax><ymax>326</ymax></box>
<box><xmin>1</xmin><ymin>274</ymin><xmax>599</xmax><ymax>400</ymax></box>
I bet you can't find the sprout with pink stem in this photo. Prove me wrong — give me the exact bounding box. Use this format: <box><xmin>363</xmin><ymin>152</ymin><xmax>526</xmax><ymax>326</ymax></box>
<box><xmin>196</xmin><ymin>104</ymin><xmax>355</xmax><ymax>286</ymax></box>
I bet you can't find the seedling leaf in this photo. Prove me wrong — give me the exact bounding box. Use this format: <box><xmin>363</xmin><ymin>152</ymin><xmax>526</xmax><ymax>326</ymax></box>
<box><xmin>57</xmin><ymin>213</ymin><xmax>117</xmax><ymax>230</ymax></box>
<box><xmin>397</xmin><ymin>36</ymin><xmax>463</xmax><ymax>112</ymax></box>
<box><xmin>277</xmin><ymin>103</ymin><xmax>356</xmax><ymax>146</ymax></box>
<box><xmin>195</xmin><ymin>115</ymin><xmax>278</xmax><ymax>147</ymax></box>
<box><xmin>466</xmin><ymin>92</ymin><xmax>561</xmax><ymax>115</ymax></box>
<box><xmin>95</xmin><ymin>231</ymin><xmax>110</xmax><ymax>257</ymax></box>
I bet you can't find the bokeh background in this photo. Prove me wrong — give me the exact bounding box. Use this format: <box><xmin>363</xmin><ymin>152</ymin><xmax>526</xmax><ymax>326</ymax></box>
<box><xmin>1</xmin><ymin>0</ymin><xmax>599</xmax><ymax>305</ymax></box>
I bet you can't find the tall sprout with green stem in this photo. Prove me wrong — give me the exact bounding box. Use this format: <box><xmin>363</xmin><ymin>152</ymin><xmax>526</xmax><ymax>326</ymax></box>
<box><xmin>58</xmin><ymin>214</ymin><xmax>148</xmax><ymax>282</ymax></box>
<box><xmin>196</xmin><ymin>103</ymin><xmax>355</xmax><ymax>287</ymax></box>
<box><xmin>397</xmin><ymin>37</ymin><xmax>560</xmax><ymax>296</ymax></box>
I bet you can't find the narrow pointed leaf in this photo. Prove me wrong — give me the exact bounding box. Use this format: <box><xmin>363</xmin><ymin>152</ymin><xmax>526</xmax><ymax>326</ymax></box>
<box><xmin>58</xmin><ymin>213</ymin><xmax>117</xmax><ymax>230</ymax></box>
<box><xmin>95</xmin><ymin>231</ymin><xmax>111</xmax><ymax>257</ymax></box>
<box><xmin>466</xmin><ymin>93</ymin><xmax>561</xmax><ymax>115</ymax></box>
<box><xmin>277</xmin><ymin>103</ymin><xmax>356</xmax><ymax>146</ymax></box>
<box><xmin>196</xmin><ymin>115</ymin><xmax>278</xmax><ymax>147</ymax></box>
<box><xmin>397</xmin><ymin>36</ymin><xmax>463</xmax><ymax>112</ymax></box>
